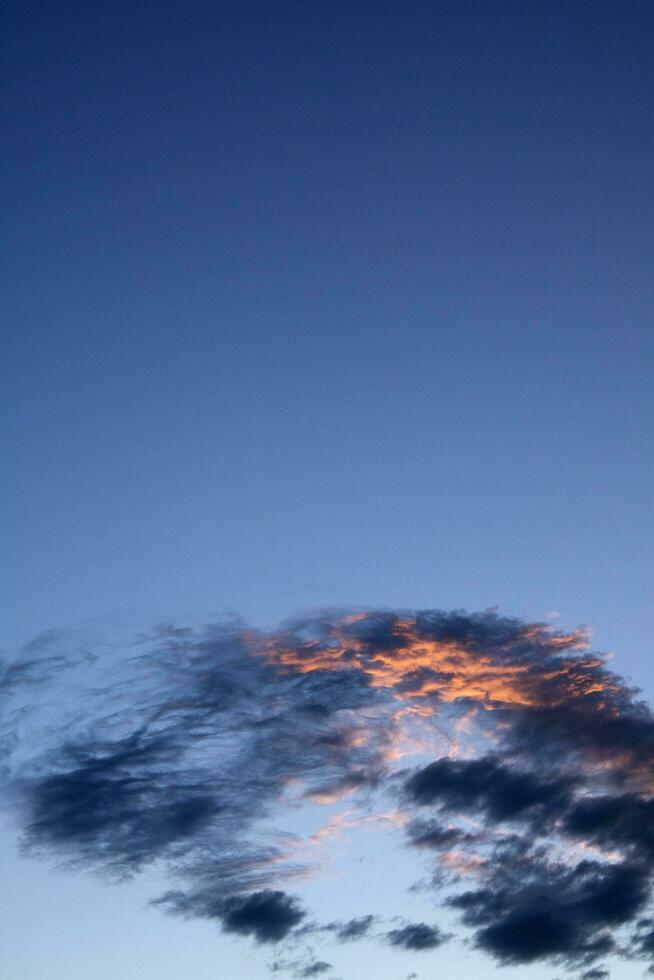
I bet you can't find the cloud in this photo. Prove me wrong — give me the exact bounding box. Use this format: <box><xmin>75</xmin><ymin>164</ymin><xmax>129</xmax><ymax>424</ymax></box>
<box><xmin>297</xmin><ymin>962</ymin><xmax>332</xmax><ymax>977</ymax></box>
<box><xmin>271</xmin><ymin>956</ymin><xmax>333</xmax><ymax>978</ymax></box>
<box><xmin>4</xmin><ymin>608</ymin><xmax>654</xmax><ymax>975</ymax></box>
<box><xmin>152</xmin><ymin>886</ymin><xmax>306</xmax><ymax>943</ymax></box>
<box><xmin>23</xmin><ymin>735</ymin><xmax>221</xmax><ymax>876</ymax></box>
<box><xmin>451</xmin><ymin>849</ymin><xmax>647</xmax><ymax>966</ymax></box>
<box><xmin>405</xmin><ymin>755</ymin><xmax>574</xmax><ymax>823</ymax></box>
<box><xmin>563</xmin><ymin>793</ymin><xmax>654</xmax><ymax>860</ymax></box>
<box><xmin>328</xmin><ymin>915</ymin><xmax>376</xmax><ymax>941</ymax></box>
<box><xmin>158</xmin><ymin>886</ymin><xmax>307</xmax><ymax>944</ymax></box>
<box><xmin>405</xmin><ymin>817</ymin><xmax>481</xmax><ymax>852</ymax></box>
<box><xmin>386</xmin><ymin>923</ymin><xmax>449</xmax><ymax>951</ymax></box>
<box><xmin>218</xmin><ymin>890</ymin><xmax>305</xmax><ymax>943</ymax></box>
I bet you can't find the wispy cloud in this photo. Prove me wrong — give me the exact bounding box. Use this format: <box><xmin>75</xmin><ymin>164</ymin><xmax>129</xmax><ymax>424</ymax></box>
<box><xmin>3</xmin><ymin>608</ymin><xmax>654</xmax><ymax>975</ymax></box>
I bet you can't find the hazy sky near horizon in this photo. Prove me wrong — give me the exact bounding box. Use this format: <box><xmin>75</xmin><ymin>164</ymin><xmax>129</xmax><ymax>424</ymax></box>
<box><xmin>2</xmin><ymin>2</ymin><xmax>654</xmax><ymax>979</ymax></box>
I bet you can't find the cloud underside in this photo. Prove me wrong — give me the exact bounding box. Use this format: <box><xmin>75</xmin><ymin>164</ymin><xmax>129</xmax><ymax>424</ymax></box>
<box><xmin>3</xmin><ymin>608</ymin><xmax>654</xmax><ymax>977</ymax></box>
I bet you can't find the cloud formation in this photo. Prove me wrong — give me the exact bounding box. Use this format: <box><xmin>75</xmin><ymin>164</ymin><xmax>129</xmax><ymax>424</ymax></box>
<box><xmin>386</xmin><ymin>923</ymin><xmax>448</xmax><ymax>951</ymax></box>
<box><xmin>327</xmin><ymin>915</ymin><xmax>376</xmax><ymax>942</ymax></box>
<box><xmin>2</xmin><ymin>608</ymin><xmax>654</xmax><ymax>976</ymax></box>
<box><xmin>216</xmin><ymin>890</ymin><xmax>306</xmax><ymax>943</ymax></box>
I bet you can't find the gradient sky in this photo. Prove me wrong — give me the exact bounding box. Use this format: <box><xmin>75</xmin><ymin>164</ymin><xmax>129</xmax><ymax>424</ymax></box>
<box><xmin>2</xmin><ymin>2</ymin><xmax>654</xmax><ymax>979</ymax></box>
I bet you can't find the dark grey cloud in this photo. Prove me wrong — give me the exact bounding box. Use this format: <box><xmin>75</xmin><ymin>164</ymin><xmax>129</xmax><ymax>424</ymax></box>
<box><xmin>632</xmin><ymin>917</ymin><xmax>654</xmax><ymax>972</ymax></box>
<box><xmin>153</xmin><ymin>887</ymin><xmax>305</xmax><ymax>943</ymax></box>
<box><xmin>405</xmin><ymin>756</ymin><xmax>574</xmax><ymax>824</ymax></box>
<box><xmin>564</xmin><ymin>794</ymin><xmax>654</xmax><ymax>861</ymax></box>
<box><xmin>23</xmin><ymin>734</ymin><xmax>220</xmax><ymax>876</ymax></box>
<box><xmin>406</xmin><ymin>818</ymin><xmax>477</xmax><ymax>850</ymax></box>
<box><xmin>451</xmin><ymin>848</ymin><xmax>649</xmax><ymax>967</ymax></box>
<box><xmin>219</xmin><ymin>890</ymin><xmax>305</xmax><ymax>943</ymax></box>
<box><xmin>271</xmin><ymin>956</ymin><xmax>334</xmax><ymax>979</ymax></box>
<box><xmin>328</xmin><ymin>915</ymin><xmax>376</xmax><ymax>942</ymax></box>
<box><xmin>4</xmin><ymin>608</ymin><xmax>654</xmax><ymax>975</ymax></box>
<box><xmin>386</xmin><ymin>923</ymin><xmax>449</xmax><ymax>951</ymax></box>
<box><xmin>297</xmin><ymin>961</ymin><xmax>332</xmax><ymax>977</ymax></box>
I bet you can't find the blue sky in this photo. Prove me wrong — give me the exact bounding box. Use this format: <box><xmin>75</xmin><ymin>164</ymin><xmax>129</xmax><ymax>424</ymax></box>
<box><xmin>2</xmin><ymin>3</ymin><xmax>654</xmax><ymax>979</ymax></box>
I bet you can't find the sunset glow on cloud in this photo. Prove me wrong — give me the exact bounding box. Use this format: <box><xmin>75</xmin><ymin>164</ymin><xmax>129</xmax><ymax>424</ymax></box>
<box><xmin>3</xmin><ymin>608</ymin><xmax>654</xmax><ymax>978</ymax></box>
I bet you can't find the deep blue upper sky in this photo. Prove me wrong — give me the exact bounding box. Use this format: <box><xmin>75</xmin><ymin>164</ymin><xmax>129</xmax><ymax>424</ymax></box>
<box><xmin>3</xmin><ymin>0</ymin><xmax>653</xmax><ymax>668</ymax></box>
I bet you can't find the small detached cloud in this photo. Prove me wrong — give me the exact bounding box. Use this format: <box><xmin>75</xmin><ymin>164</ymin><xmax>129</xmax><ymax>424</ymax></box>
<box><xmin>386</xmin><ymin>923</ymin><xmax>449</xmax><ymax>951</ymax></box>
<box><xmin>297</xmin><ymin>962</ymin><xmax>332</xmax><ymax>978</ymax></box>
<box><xmin>219</xmin><ymin>890</ymin><xmax>306</xmax><ymax>943</ymax></box>
<box><xmin>152</xmin><ymin>887</ymin><xmax>306</xmax><ymax>943</ymax></box>
<box><xmin>327</xmin><ymin>915</ymin><xmax>376</xmax><ymax>942</ymax></box>
<box><xmin>270</xmin><ymin>956</ymin><xmax>333</xmax><ymax>978</ymax></box>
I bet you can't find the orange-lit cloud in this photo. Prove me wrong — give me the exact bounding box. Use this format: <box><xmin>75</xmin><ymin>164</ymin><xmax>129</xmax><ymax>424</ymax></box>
<box><xmin>4</xmin><ymin>607</ymin><xmax>654</xmax><ymax>976</ymax></box>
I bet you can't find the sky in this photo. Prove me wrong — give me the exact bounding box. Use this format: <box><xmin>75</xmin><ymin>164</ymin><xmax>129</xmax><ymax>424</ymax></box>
<box><xmin>1</xmin><ymin>2</ymin><xmax>654</xmax><ymax>979</ymax></box>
